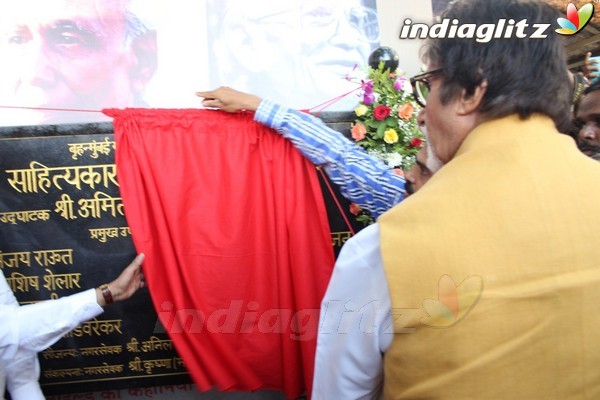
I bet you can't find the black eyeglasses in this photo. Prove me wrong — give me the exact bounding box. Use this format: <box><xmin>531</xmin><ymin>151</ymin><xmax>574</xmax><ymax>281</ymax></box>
<box><xmin>410</xmin><ymin>68</ymin><xmax>443</xmax><ymax>108</ymax></box>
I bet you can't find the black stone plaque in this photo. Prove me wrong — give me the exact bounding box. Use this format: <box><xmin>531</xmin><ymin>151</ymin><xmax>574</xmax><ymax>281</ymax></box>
<box><xmin>0</xmin><ymin>114</ymin><xmax>363</xmax><ymax>396</ymax></box>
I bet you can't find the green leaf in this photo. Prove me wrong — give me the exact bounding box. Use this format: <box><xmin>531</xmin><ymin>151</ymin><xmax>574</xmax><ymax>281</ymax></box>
<box><xmin>376</xmin><ymin>123</ymin><xmax>387</xmax><ymax>139</ymax></box>
<box><xmin>366</xmin><ymin>119</ymin><xmax>379</xmax><ymax>129</ymax></box>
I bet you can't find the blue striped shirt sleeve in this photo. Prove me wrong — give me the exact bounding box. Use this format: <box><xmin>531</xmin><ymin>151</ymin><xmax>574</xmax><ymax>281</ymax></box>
<box><xmin>254</xmin><ymin>99</ymin><xmax>406</xmax><ymax>219</ymax></box>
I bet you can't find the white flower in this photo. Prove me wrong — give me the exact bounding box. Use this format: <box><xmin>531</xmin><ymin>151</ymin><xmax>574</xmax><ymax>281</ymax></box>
<box><xmin>367</xmin><ymin>149</ymin><xmax>403</xmax><ymax>169</ymax></box>
<box><xmin>384</xmin><ymin>152</ymin><xmax>403</xmax><ymax>168</ymax></box>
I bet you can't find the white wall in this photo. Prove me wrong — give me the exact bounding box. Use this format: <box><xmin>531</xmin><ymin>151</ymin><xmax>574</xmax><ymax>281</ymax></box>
<box><xmin>376</xmin><ymin>0</ymin><xmax>434</xmax><ymax>76</ymax></box>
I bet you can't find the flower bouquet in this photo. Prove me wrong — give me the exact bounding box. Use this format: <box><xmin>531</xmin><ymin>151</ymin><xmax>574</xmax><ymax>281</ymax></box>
<box><xmin>352</xmin><ymin>63</ymin><xmax>424</xmax><ymax>170</ymax></box>
<box><xmin>349</xmin><ymin>62</ymin><xmax>424</xmax><ymax>224</ymax></box>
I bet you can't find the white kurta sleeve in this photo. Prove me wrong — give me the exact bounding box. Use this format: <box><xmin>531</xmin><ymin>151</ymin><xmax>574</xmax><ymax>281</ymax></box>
<box><xmin>5</xmin><ymin>350</ymin><xmax>44</xmax><ymax>400</ymax></box>
<box><xmin>0</xmin><ymin>286</ymin><xmax>103</xmax><ymax>355</ymax></box>
<box><xmin>1</xmin><ymin>275</ymin><xmax>104</xmax><ymax>398</ymax></box>
<box><xmin>1</xmin><ymin>275</ymin><xmax>45</xmax><ymax>399</ymax></box>
<box><xmin>312</xmin><ymin>223</ymin><xmax>393</xmax><ymax>400</ymax></box>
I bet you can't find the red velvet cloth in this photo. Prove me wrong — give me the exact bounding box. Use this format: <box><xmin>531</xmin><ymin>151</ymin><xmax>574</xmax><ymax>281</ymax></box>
<box><xmin>106</xmin><ymin>108</ymin><xmax>334</xmax><ymax>398</ymax></box>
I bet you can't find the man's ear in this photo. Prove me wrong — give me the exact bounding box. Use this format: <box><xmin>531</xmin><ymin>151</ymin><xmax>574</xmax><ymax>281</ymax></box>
<box><xmin>457</xmin><ymin>79</ymin><xmax>488</xmax><ymax>116</ymax></box>
<box><xmin>129</xmin><ymin>30</ymin><xmax>158</xmax><ymax>94</ymax></box>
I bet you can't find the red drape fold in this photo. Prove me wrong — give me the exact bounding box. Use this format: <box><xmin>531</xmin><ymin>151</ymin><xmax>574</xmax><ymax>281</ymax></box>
<box><xmin>106</xmin><ymin>108</ymin><xmax>334</xmax><ymax>398</ymax></box>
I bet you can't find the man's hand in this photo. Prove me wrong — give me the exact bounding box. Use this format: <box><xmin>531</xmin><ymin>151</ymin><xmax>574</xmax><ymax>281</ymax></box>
<box><xmin>584</xmin><ymin>52</ymin><xmax>599</xmax><ymax>81</ymax></box>
<box><xmin>196</xmin><ymin>87</ymin><xmax>262</xmax><ymax>112</ymax></box>
<box><xmin>96</xmin><ymin>254</ymin><xmax>145</xmax><ymax>306</ymax></box>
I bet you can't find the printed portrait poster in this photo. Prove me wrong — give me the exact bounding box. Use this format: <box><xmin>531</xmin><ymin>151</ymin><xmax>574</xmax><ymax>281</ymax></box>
<box><xmin>0</xmin><ymin>0</ymin><xmax>379</xmax><ymax>127</ymax></box>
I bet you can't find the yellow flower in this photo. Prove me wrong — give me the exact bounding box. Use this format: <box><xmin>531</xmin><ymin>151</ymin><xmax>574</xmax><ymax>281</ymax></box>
<box><xmin>354</xmin><ymin>104</ymin><xmax>368</xmax><ymax>117</ymax></box>
<box><xmin>384</xmin><ymin>128</ymin><xmax>399</xmax><ymax>144</ymax></box>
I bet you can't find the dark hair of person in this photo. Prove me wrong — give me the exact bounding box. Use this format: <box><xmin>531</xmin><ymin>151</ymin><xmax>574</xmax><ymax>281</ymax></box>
<box><xmin>422</xmin><ymin>0</ymin><xmax>572</xmax><ymax>132</ymax></box>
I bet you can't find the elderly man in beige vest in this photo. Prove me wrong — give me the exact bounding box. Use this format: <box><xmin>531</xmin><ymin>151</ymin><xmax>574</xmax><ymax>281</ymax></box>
<box><xmin>311</xmin><ymin>0</ymin><xmax>600</xmax><ymax>398</ymax></box>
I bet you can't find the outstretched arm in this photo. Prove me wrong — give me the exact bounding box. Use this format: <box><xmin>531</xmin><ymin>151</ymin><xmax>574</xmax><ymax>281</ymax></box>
<box><xmin>197</xmin><ymin>88</ymin><xmax>406</xmax><ymax>218</ymax></box>
<box><xmin>0</xmin><ymin>254</ymin><xmax>145</xmax><ymax>355</ymax></box>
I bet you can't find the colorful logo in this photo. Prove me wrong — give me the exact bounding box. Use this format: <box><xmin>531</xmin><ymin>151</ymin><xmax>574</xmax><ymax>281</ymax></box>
<box><xmin>556</xmin><ymin>3</ymin><xmax>595</xmax><ymax>35</ymax></box>
<box><xmin>421</xmin><ymin>275</ymin><xmax>483</xmax><ymax>328</ymax></box>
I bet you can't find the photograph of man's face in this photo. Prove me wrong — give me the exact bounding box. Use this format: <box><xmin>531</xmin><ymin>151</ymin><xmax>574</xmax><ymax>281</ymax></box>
<box><xmin>0</xmin><ymin>0</ymin><xmax>385</xmax><ymax>127</ymax></box>
<box><xmin>206</xmin><ymin>0</ymin><xmax>380</xmax><ymax>111</ymax></box>
<box><xmin>0</xmin><ymin>0</ymin><xmax>157</xmax><ymax>126</ymax></box>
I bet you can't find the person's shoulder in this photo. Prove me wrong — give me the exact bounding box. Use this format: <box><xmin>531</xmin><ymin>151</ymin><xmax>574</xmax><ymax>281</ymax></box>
<box><xmin>338</xmin><ymin>223</ymin><xmax>381</xmax><ymax>267</ymax></box>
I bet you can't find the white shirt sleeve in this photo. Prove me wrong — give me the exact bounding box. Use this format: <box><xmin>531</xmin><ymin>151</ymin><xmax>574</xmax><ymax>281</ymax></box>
<box><xmin>0</xmin><ymin>283</ymin><xmax>103</xmax><ymax>356</ymax></box>
<box><xmin>0</xmin><ymin>272</ymin><xmax>19</xmax><ymax>306</ymax></box>
<box><xmin>0</xmin><ymin>275</ymin><xmax>45</xmax><ymax>399</ymax></box>
<box><xmin>312</xmin><ymin>223</ymin><xmax>393</xmax><ymax>400</ymax></box>
<box><xmin>5</xmin><ymin>350</ymin><xmax>44</xmax><ymax>400</ymax></box>
<box><xmin>1</xmin><ymin>275</ymin><xmax>104</xmax><ymax>398</ymax></box>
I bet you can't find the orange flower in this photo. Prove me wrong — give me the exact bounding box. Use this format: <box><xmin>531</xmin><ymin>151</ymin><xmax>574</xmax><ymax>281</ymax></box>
<box><xmin>351</xmin><ymin>123</ymin><xmax>367</xmax><ymax>141</ymax></box>
<box><xmin>393</xmin><ymin>168</ymin><xmax>404</xmax><ymax>177</ymax></box>
<box><xmin>398</xmin><ymin>103</ymin><xmax>414</xmax><ymax>120</ymax></box>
